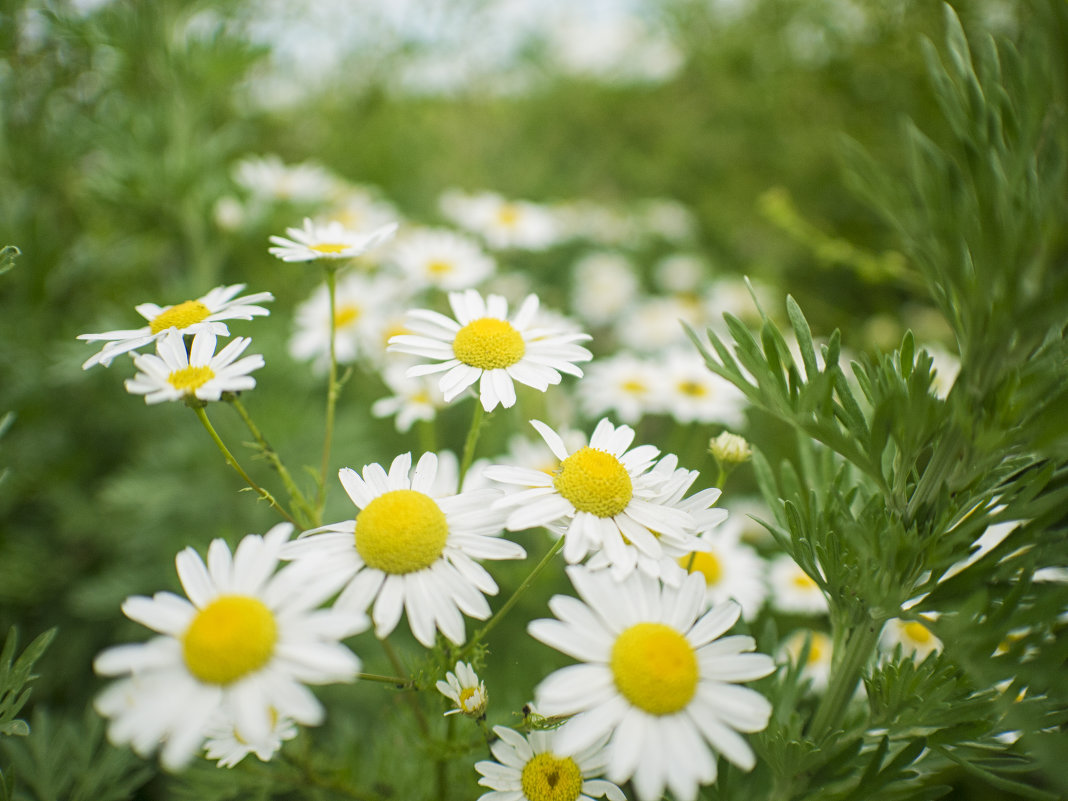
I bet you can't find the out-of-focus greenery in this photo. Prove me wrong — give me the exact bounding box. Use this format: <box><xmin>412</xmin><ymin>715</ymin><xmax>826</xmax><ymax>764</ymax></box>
<box><xmin>1</xmin><ymin>0</ymin><xmax>1065</xmax><ymax>799</ymax></box>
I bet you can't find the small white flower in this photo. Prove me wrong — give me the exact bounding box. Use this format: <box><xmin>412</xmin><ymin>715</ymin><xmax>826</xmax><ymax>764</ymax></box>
<box><xmin>281</xmin><ymin>453</ymin><xmax>526</xmax><ymax>647</ymax></box>
<box><xmin>475</xmin><ymin>725</ymin><xmax>625</xmax><ymax>801</ymax></box>
<box><xmin>570</xmin><ymin>251</ymin><xmax>640</xmax><ymax>328</ymax></box>
<box><xmin>268</xmin><ymin>217</ymin><xmax>397</xmax><ymax>262</ymax></box>
<box><xmin>390</xmin><ymin>227</ymin><xmax>496</xmax><ymax>290</ymax></box>
<box><xmin>371</xmin><ymin>365</ymin><xmax>446</xmax><ymax>433</ymax></box>
<box><xmin>768</xmin><ymin>555</ymin><xmax>828</xmax><ymax>615</ymax></box>
<box><xmin>436</xmin><ymin>661</ymin><xmax>488</xmax><ymax>718</ymax></box>
<box><xmin>614</xmin><ymin>296</ymin><xmax>705</xmax><ymax>354</ymax></box>
<box><xmin>529</xmin><ymin>567</ymin><xmax>775</xmax><ymax>801</ymax></box>
<box><xmin>653</xmin><ymin>349</ymin><xmax>748</xmax><ymax>427</ymax></box>
<box><xmin>124</xmin><ymin>329</ymin><xmax>264</xmax><ymax>405</ymax></box>
<box><xmin>232</xmin><ymin>154</ymin><xmax>341</xmax><ymax>204</ymax></box>
<box><xmin>78</xmin><ymin>283</ymin><xmax>273</xmax><ymax>369</ymax></box>
<box><xmin>577</xmin><ymin>353</ymin><xmax>660</xmax><ymax>425</ymax></box>
<box><xmin>676</xmin><ymin>519</ymin><xmax>768</xmax><ymax>620</ymax></box>
<box><xmin>779</xmin><ymin>630</ymin><xmax>833</xmax><ymax>692</ymax></box>
<box><xmin>93</xmin><ymin>524</ymin><xmax>365</xmax><ymax>771</ymax></box>
<box><xmin>203</xmin><ymin>711</ymin><xmax>298</xmax><ymax>767</ymax></box>
<box><xmin>439</xmin><ymin>189</ymin><xmax>560</xmax><ymax>251</ymax></box>
<box><xmin>388</xmin><ymin>290</ymin><xmax>592</xmax><ymax>412</ymax></box>
<box><xmin>881</xmin><ymin>616</ymin><xmax>942</xmax><ymax>660</ymax></box>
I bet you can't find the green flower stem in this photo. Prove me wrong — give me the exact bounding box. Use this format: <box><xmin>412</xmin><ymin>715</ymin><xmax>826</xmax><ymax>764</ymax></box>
<box><xmin>806</xmin><ymin>615</ymin><xmax>882</xmax><ymax>740</ymax></box>
<box><xmin>466</xmin><ymin>534</ymin><xmax>565</xmax><ymax>654</ymax></box>
<box><xmin>357</xmin><ymin>671</ymin><xmax>413</xmax><ymax>688</ymax></box>
<box><xmin>380</xmin><ymin>638</ymin><xmax>430</xmax><ymax>737</ymax></box>
<box><xmin>316</xmin><ymin>264</ymin><xmax>342</xmax><ymax>523</ymax></box>
<box><xmin>227</xmin><ymin>396</ymin><xmax>317</xmax><ymax>528</ymax></box>
<box><xmin>458</xmin><ymin>401</ymin><xmax>487</xmax><ymax>488</ymax></box>
<box><xmin>191</xmin><ymin>405</ymin><xmax>298</xmax><ymax>526</ymax></box>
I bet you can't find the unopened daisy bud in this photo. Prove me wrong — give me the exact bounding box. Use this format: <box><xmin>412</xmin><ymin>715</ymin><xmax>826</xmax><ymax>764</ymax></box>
<box><xmin>436</xmin><ymin>661</ymin><xmax>487</xmax><ymax>718</ymax></box>
<box><xmin>709</xmin><ymin>431</ymin><xmax>751</xmax><ymax>465</ymax></box>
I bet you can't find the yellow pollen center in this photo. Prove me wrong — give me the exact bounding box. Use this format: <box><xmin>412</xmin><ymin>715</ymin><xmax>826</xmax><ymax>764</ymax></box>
<box><xmin>149</xmin><ymin>300</ymin><xmax>211</xmax><ymax>334</ymax></box>
<box><xmin>355</xmin><ymin>489</ymin><xmax>448</xmax><ymax>574</ymax></box>
<box><xmin>496</xmin><ymin>205</ymin><xmax>520</xmax><ymax>227</ymax></box>
<box><xmin>427</xmin><ymin>260</ymin><xmax>454</xmax><ymax>275</ymax></box>
<box><xmin>452</xmin><ymin>318</ymin><xmax>525</xmax><ymax>370</ymax></box>
<box><xmin>807</xmin><ymin>634</ymin><xmax>827</xmax><ymax>664</ymax></box>
<box><xmin>903</xmin><ymin>621</ymin><xmax>933</xmax><ymax>644</ymax></box>
<box><xmin>678</xmin><ymin>380</ymin><xmax>708</xmax><ymax>397</ymax></box>
<box><xmin>621</xmin><ymin>379</ymin><xmax>647</xmax><ymax>394</ymax></box>
<box><xmin>311</xmin><ymin>243</ymin><xmax>350</xmax><ymax>254</ymax></box>
<box><xmin>335</xmin><ymin>304</ymin><xmax>360</xmax><ymax>329</ymax></box>
<box><xmin>611</xmin><ymin>622</ymin><xmax>698</xmax><ymax>715</ymax></box>
<box><xmin>520</xmin><ymin>753</ymin><xmax>583</xmax><ymax>801</ymax></box>
<box><xmin>681</xmin><ymin>551</ymin><xmax>722</xmax><ymax>585</ymax></box>
<box><xmin>168</xmin><ymin>365</ymin><xmax>215</xmax><ymax>392</ymax></box>
<box><xmin>182</xmin><ymin>595</ymin><xmax>277</xmax><ymax>685</ymax></box>
<box><xmin>553</xmin><ymin>447</ymin><xmax>633</xmax><ymax>518</ymax></box>
<box><xmin>792</xmin><ymin>571</ymin><xmax>817</xmax><ymax>591</ymax></box>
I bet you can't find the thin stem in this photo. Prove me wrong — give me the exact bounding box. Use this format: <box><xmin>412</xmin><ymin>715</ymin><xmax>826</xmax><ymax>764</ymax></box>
<box><xmin>458</xmin><ymin>402</ymin><xmax>487</xmax><ymax>488</ymax></box>
<box><xmin>191</xmin><ymin>404</ymin><xmax>297</xmax><ymax>526</ymax></box>
<box><xmin>316</xmin><ymin>264</ymin><xmax>342</xmax><ymax>523</ymax></box>
<box><xmin>227</xmin><ymin>396</ymin><xmax>317</xmax><ymax>528</ymax></box>
<box><xmin>380</xmin><ymin>638</ymin><xmax>430</xmax><ymax>737</ymax></box>
<box><xmin>806</xmin><ymin>615</ymin><xmax>882</xmax><ymax>739</ymax></box>
<box><xmin>358</xmin><ymin>671</ymin><xmax>413</xmax><ymax>688</ymax></box>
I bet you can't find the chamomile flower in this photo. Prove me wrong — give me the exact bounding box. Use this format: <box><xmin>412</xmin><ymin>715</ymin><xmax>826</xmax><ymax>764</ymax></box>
<box><xmin>232</xmin><ymin>154</ymin><xmax>341</xmax><ymax>204</ymax></box>
<box><xmin>570</xmin><ymin>251</ymin><xmax>640</xmax><ymax>328</ymax></box>
<box><xmin>203</xmin><ymin>711</ymin><xmax>298</xmax><ymax>767</ymax></box>
<box><xmin>779</xmin><ymin>630</ymin><xmax>833</xmax><ymax>692</ymax></box>
<box><xmin>268</xmin><ymin>217</ymin><xmax>397</xmax><ymax>262</ymax></box>
<box><xmin>124</xmin><ymin>329</ymin><xmax>264</xmax><ymax>405</ymax></box>
<box><xmin>436</xmin><ymin>661</ymin><xmax>488</xmax><ymax>718</ymax></box>
<box><xmin>439</xmin><ymin>189</ymin><xmax>559</xmax><ymax>251</ymax></box>
<box><xmin>485</xmin><ymin>419</ymin><xmax>692</xmax><ymax>570</ymax></box>
<box><xmin>78</xmin><ymin>283</ymin><xmax>273</xmax><ymax>369</ymax></box>
<box><xmin>881</xmin><ymin>616</ymin><xmax>942</xmax><ymax>660</ymax></box>
<box><xmin>614</xmin><ymin>296</ymin><xmax>705</xmax><ymax>354</ymax></box>
<box><xmin>390</xmin><ymin>227</ymin><xmax>496</xmax><ymax>290</ymax></box>
<box><xmin>529</xmin><ymin>567</ymin><xmax>775</xmax><ymax>801</ymax></box>
<box><xmin>371</xmin><ymin>365</ymin><xmax>446</xmax><ymax>433</ymax></box>
<box><xmin>768</xmin><ymin>555</ymin><xmax>828</xmax><ymax>615</ymax></box>
<box><xmin>654</xmin><ymin>349</ymin><xmax>747</xmax><ymax>427</ymax></box>
<box><xmin>676</xmin><ymin>523</ymin><xmax>767</xmax><ymax>620</ymax></box>
<box><xmin>475</xmin><ymin>725</ymin><xmax>625</xmax><ymax>801</ymax></box>
<box><xmin>577</xmin><ymin>353</ymin><xmax>660</xmax><ymax>424</ymax></box>
<box><xmin>93</xmin><ymin>523</ymin><xmax>364</xmax><ymax>771</ymax></box>
<box><xmin>281</xmin><ymin>452</ymin><xmax>526</xmax><ymax>648</ymax></box>
<box><xmin>388</xmin><ymin>290</ymin><xmax>592</xmax><ymax>412</ymax></box>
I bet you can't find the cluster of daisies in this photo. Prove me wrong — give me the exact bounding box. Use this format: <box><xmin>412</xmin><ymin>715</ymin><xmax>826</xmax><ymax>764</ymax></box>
<box><xmin>78</xmin><ymin>158</ymin><xmax>947</xmax><ymax>801</ymax></box>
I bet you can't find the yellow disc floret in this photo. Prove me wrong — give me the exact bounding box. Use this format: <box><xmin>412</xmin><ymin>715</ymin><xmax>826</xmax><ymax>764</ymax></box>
<box><xmin>681</xmin><ymin>551</ymin><xmax>722</xmax><ymax>586</ymax></box>
<box><xmin>334</xmin><ymin>304</ymin><xmax>360</xmax><ymax>329</ymax></box>
<box><xmin>150</xmin><ymin>300</ymin><xmax>212</xmax><ymax>334</ymax></box>
<box><xmin>182</xmin><ymin>595</ymin><xmax>277</xmax><ymax>685</ymax></box>
<box><xmin>452</xmin><ymin>318</ymin><xmax>526</xmax><ymax>370</ymax></box>
<box><xmin>520</xmin><ymin>752</ymin><xmax>584</xmax><ymax>801</ymax></box>
<box><xmin>611</xmin><ymin>622</ymin><xmax>698</xmax><ymax>716</ymax></box>
<box><xmin>168</xmin><ymin>365</ymin><xmax>215</xmax><ymax>393</ymax></box>
<box><xmin>903</xmin><ymin>621</ymin><xmax>933</xmax><ymax>645</ymax></box>
<box><xmin>355</xmin><ymin>489</ymin><xmax>448</xmax><ymax>574</ymax></box>
<box><xmin>310</xmin><ymin>243</ymin><xmax>350</xmax><ymax>254</ymax></box>
<box><xmin>553</xmin><ymin>447</ymin><xmax>632</xmax><ymax>518</ymax></box>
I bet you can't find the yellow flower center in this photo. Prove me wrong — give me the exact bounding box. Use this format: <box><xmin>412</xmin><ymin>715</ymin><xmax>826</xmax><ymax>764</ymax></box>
<box><xmin>621</xmin><ymin>379</ymin><xmax>647</xmax><ymax>394</ymax></box>
<box><xmin>611</xmin><ymin>622</ymin><xmax>698</xmax><ymax>716</ymax></box>
<box><xmin>807</xmin><ymin>633</ymin><xmax>828</xmax><ymax>664</ymax></box>
<box><xmin>311</xmin><ymin>243</ymin><xmax>350</xmax><ymax>254</ymax></box>
<box><xmin>458</xmin><ymin>686</ymin><xmax>484</xmax><ymax>714</ymax></box>
<box><xmin>355</xmin><ymin>489</ymin><xmax>448</xmax><ymax>574</ymax></box>
<box><xmin>496</xmin><ymin>205</ymin><xmax>520</xmax><ymax>227</ymax></box>
<box><xmin>149</xmin><ymin>300</ymin><xmax>211</xmax><ymax>334</ymax></box>
<box><xmin>681</xmin><ymin>551</ymin><xmax>722</xmax><ymax>585</ymax></box>
<box><xmin>427</xmin><ymin>260</ymin><xmax>454</xmax><ymax>275</ymax></box>
<box><xmin>678</xmin><ymin>380</ymin><xmax>708</xmax><ymax>397</ymax></box>
<box><xmin>182</xmin><ymin>595</ymin><xmax>277</xmax><ymax>685</ymax></box>
<box><xmin>520</xmin><ymin>753</ymin><xmax>583</xmax><ymax>801</ymax></box>
<box><xmin>903</xmin><ymin>621</ymin><xmax>933</xmax><ymax>645</ymax></box>
<box><xmin>553</xmin><ymin>447</ymin><xmax>633</xmax><ymax>518</ymax></box>
<box><xmin>168</xmin><ymin>365</ymin><xmax>215</xmax><ymax>392</ymax></box>
<box><xmin>335</xmin><ymin>304</ymin><xmax>360</xmax><ymax>329</ymax></box>
<box><xmin>452</xmin><ymin>318</ymin><xmax>526</xmax><ymax>370</ymax></box>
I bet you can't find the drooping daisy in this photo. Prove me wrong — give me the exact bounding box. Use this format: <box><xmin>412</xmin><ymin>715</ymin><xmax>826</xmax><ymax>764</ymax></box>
<box><xmin>280</xmin><ymin>452</ymin><xmax>526</xmax><ymax>648</ymax></box>
<box><xmin>577</xmin><ymin>352</ymin><xmax>660</xmax><ymax>424</ymax></box>
<box><xmin>475</xmin><ymin>725</ymin><xmax>625</xmax><ymax>801</ymax></box>
<box><xmin>675</xmin><ymin>513</ymin><xmax>768</xmax><ymax>620</ymax></box>
<box><xmin>436</xmin><ymin>661</ymin><xmax>488</xmax><ymax>718</ymax></box>
<box><xmin>485</xmin><ymin>418</ymin><xmax>692</xmax><ymax>571</ymax></box>
<box><xmin>203</xmin><ymin>710</ymin><xmax>298</xmax><ymax>767</ymax></box>
<box><xmin>268</xmin><ymin>217</ymin><xmax>397</xmax><ymax>262</ymax></box>
<box><xmin>123</xmin><ymin>329</ymin><xmax>264</xmax><ymax>405</ymax></box>
<box><xmin>93</xmin><ymin>523</ymin><xmax>365</xmax><ymax>771</ymax></box>
<box><xmin>881</xmin><ymin>616</ymin><xmax>942</xmax><ymax>661</ymax></box>
<box><xmin>768</xmin><ymin>555</ymin><xmax>828</xmax><ymax>615</ymax></box>
<box><xmin>779</xmin><ymin>630</ymin><xmax>833</xmax><ymax>693</ymax></box>
<box><xmin>78</xmin><ymin>283</ymin><xmax>273</xmax><ymax>369</ymax></box>
<box><xmin>529</xmin><ymin>567</ymin><xmax>775</xmax><ymax>801</ymax></box>
<box><xmin>388</xmin><ymin>290</ymin><xmax>592</xmax><ymax>412</ymax></box>
<box><xmin>390</xmin><ymin>226</ymin><xmax>496</xmax><ymax>290</ymax></box>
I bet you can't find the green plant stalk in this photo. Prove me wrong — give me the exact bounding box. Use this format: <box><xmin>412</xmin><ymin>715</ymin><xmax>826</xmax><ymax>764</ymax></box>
<box><xmin>380</xmin><ymin>638</ymin><xmax>430</xmax><ymax>738</ymax></box>
<box><xmin>807</xmin><ymin>616</ymin><xmax>883</xmax><ymax>741</ymax></box>
<box><xmin>357</xmin><ymin>671</ymin><xmax>413</xmax><ymax>688</ymax></box>
<box><xmin>316</xmin><ymin>264</ymin><xmax>342</xmax><ymax>523</ymax></box>
<box><xmin>191</xmin><ymin>404</ymin><xmax>298</xmax><ymax>526</ymax></box>
<box><xmin>228</xmin><ymin>396</ymin><xmax>317</xmax><ymax>529</ymax></box>
<box><xmin>458</xmin><ymin>401</ymin><xmax>487</xmax><ymax>488</ymax></box>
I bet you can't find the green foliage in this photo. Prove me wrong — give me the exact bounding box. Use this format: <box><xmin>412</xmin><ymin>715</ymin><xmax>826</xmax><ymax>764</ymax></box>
<box><xmin>0</xmin><ymin>247</ymin><xmax>17</xmax><ymax>278</ymax></box>
<box><xmin>0</xmin><ymin>629</ymin><xmax>54</xmax><ymax>740</ymax></box>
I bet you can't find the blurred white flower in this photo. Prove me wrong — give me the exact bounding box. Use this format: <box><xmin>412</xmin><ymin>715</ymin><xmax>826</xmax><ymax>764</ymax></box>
<box><xmin>570</xmin><ymin>251</ymin><xmax>640</xmax><ymax>328</ymax></box>
<box><xmin>439</xmin><ymin>189</ymin><xmax>560</xmax><ymax>251</ymax></box>
<box><xmin>269</xmin><ymin>217</ymin><xmax>397</xmax><ymax>262</ymax></box>
<box><xmin>390</xmin><ymin>226</ymin><xmax>496</xmax><ymax>290</ymax></box>
<box><xmin>769</xmin><ymin>555</ymin><xmax>828</xmax><ymax>615</ymax></box>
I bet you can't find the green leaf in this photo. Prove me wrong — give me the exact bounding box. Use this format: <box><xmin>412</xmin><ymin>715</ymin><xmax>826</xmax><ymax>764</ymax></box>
<box><xmin>0</xmin><ymin>246</ymin><xmax>18</xmax><ymax>277</ymax></box>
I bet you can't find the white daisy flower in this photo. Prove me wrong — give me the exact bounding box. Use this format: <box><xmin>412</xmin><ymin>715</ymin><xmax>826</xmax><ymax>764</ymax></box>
<box><xmin>570</xmin><ymin>251</ymin><xmax>640</xmax><ymax>328</ymax></box>
<box><xmin>232</xmin><ymin>154</ymin><xmax>341</xmax><ymax>204</ymax></box>
<box><xmin>93</xmin><ymin>523</ymin><xmax>365</xmax><ymax>771</ymax></box>
<box><xmin>653</xmin><ymin>349</ymin><xmax>748</xmax><ymax>427</ymax></box>
<box><xmin>436</xmin><ymin>661</ymin><xmax>488</xmax><ymax>718</ymax></box>
<box><xmin>439</xmin><ymin>189</ymin><xmax>560</xmax><ymax>251</ymax></box>
<box><xmin>388</xmin><ymin>290</ymin><xmax>592</xmax><ymax>412</ymax></box>
<box><xmin>768</xmin><ymin>555</ymin><xmax>828</xmax><ymax>615</ymax></box>
<box><xmin>268</xmin><ymin>217</ymin><xmax>397</xmax><ymax>262</ymax></box>
<box><xmin>390</xmin><ymin>227</ymin><xmax>496</xmax><ymax>290</ymax></box>
<box><xmin>578</xmin><ymin>353</ymin><xmax>661</xmax><ymax>424</ymax></box>
<box><xmin>281</xmin><ymin>452</ymin><xmax>526</xmax><ymax>648</ymax></box>
<box><xmin>484</xmin><ymin>418</ymin><xmax>692</xmax><ymax>571</ymax></box>
<box><xmin>78</xmin><ymin>283</ymin><xmax>273</xmax><ymax>369</ymax></box>
<box><xmin>881</xmin><ymin>616</ymin><xmax>942</xmax><ymax>660</ymax></box>
<box><xmin>676</xmin><ymin>520</ymin><xmax>767</xmax><ymax>621</ymax></box>
<box><xmin>529</xmin><ymin>567</ymin><xmax>775</xmax><ymax>801</ymax></box>
<box><xmin>779</xmin><ymin>630</ymin><xmax>833</xmax><ymax>692</ymax></box>
<box><xmin>614</xmin><ymin>296</ymin><xmax>706</xmax><ymax>354</ymax></box>
<box><xmin>475</xmin><ymin>725</ymin><xmax>625</xmax><ymax>801</ymax></box>
<box><xmin>371</xmin><ymin>364</ymin><xmax>446</xmax><ymax>434</ymax></box>
<box><xmin>325</xmin><ymin>186</ymin><xmax>401</xmax><ymax>234</ymax></box>
<box><xmin>123</xmin><ymin>329</ymin><xmax>264</xmax><ymax>405</ymax></box>
<box><xmin>653</xmin><ymin>253</ymin><xmax>708</xmax><ymax>295</ymax></box>
<box><xmin>203</xmin><ymin>710</ymin><xmax>298</xmax><ymax>767</ymax></box>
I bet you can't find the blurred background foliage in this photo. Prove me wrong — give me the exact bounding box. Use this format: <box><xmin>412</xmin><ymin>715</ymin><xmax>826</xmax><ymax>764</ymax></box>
<box><xmin>1</xmin><ymin>0</ymin><xmax>1065</xmax><ymax>798</ymax></box>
